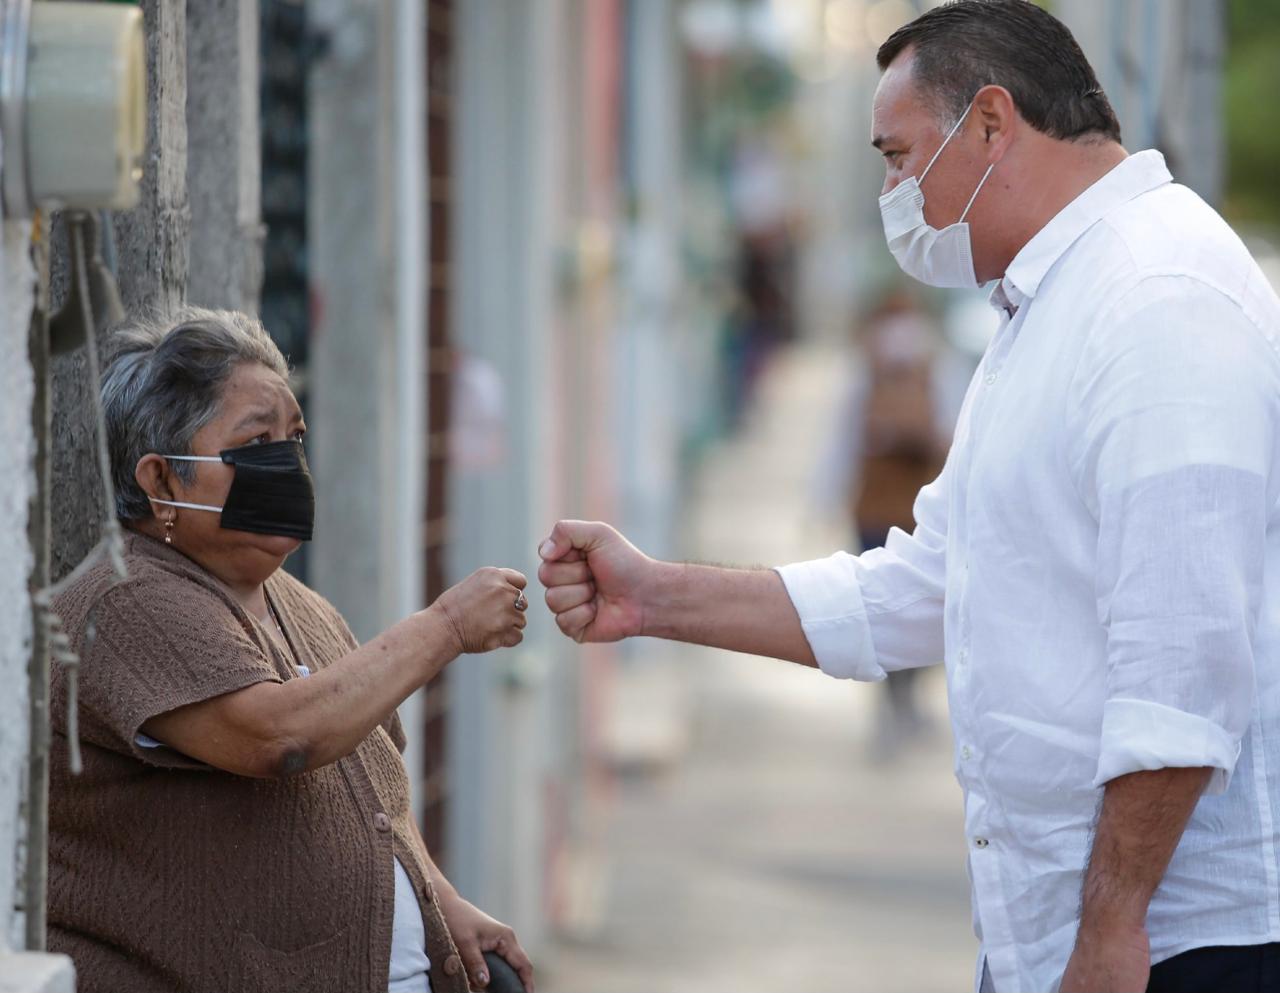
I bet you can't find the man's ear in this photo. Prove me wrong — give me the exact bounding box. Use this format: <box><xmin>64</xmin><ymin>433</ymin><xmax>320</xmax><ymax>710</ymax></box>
<box><xmin>134</xmin><ymin>453</ymin><xmax>178</xmax><ymax>505</ymax></box>
<box><xmin>972</xmin><ymin>83</ymin><xmax>1017</xmax><ymax>163</ymax></box>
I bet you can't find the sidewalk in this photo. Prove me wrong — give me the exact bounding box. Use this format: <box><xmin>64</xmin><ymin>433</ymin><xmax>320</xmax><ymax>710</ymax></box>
<box><xmin>542</xmin><ymin>344</ymin><xmax>975</xmax><ymax>993</ymax></box>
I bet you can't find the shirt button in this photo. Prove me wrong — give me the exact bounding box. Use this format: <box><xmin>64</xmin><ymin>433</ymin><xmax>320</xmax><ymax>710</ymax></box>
<box><xmin>984</xmin><ymin>372</ymin><xmax>997</xmax><ymax>386</ymax></box>
<box><xmin>958</xmin><ymin>648</ymin><xmax>969</xmax><ymax>665</ymax></box>
<box><xmin>973</xmin><ymin>836</ymin><xmax>989</xmax><ymax>849</ymax></box>
<box><xmin>961</xmin><ymin>746</ymin><xmax>972</xmax><ymax>760</ymax></box>
<box><xmin>373</xmin><ymin>812</ymin><xmax>392</xmax><ymax>833</ymax></box>
<box><xmin>443</xmin><ymin>954</ymin><xmax>463</xmax><ymax>977</ymax></box>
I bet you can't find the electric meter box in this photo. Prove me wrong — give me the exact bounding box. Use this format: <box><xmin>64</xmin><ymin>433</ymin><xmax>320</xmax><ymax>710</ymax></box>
<box><xmin>2</xmin><ymin>1</ymin><xmax>146</xmax><ymax>216</ymax></box>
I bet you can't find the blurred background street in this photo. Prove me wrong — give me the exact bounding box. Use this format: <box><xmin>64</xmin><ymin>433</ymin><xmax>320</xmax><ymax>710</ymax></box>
<box><xmin>541</xmin><ymin>343</ymin><xmax>972</xmax><ymax>993</ymax></box>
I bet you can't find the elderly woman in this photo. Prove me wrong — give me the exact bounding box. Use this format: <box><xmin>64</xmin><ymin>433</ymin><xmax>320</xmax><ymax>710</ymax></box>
<box><xmin>48</xmin><ymin>308</ymin><xmax>533</xmax><ymax>993</ymax></box>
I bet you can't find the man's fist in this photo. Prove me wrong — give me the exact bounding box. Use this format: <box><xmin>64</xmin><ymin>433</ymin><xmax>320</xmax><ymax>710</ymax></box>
<box><xmin>537</xmin><ymin>520</ymin><xmax>651</xmax><ymax>644</ymax></box>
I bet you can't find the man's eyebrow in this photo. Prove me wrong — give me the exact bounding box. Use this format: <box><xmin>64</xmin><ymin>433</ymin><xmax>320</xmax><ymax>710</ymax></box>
<box><xmin>872</xmin><ymin>134</ymin><xmax>897</xmax><ymax>150</ymax></box>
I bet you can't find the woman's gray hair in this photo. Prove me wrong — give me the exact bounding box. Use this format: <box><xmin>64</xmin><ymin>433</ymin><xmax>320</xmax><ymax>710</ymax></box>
<box><xmin>100</xmin><ymin>306</ymin><xmax>291</xmax><ymax>522</ymax></box>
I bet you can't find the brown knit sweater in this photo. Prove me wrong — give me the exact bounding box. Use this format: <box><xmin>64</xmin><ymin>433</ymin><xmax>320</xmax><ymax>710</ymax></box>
<box><xmin>48</xmin><ymin>531</ymin><xmax>470</xmax><ymax>993</ymax></box>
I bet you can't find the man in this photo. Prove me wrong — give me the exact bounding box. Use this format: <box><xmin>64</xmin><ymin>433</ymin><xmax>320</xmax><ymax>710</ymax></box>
<box><xmin>538</xmin><ymin>2</ymin><xmax>1280</xmax><ymax>991</ymax></box>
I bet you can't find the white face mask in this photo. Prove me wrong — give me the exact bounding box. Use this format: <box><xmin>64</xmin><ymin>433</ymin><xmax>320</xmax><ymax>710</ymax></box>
<box><xmin>878</xmin><ymin>100</ymin><xmax>996</xmax><ymax>289</ymax></box>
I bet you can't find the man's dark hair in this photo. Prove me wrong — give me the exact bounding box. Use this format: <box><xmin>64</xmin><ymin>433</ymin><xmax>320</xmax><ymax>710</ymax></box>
<box><xmin>877</xmin><ymin>0</ymin><xmax>1121</xmax><ymax>144</ymax></box>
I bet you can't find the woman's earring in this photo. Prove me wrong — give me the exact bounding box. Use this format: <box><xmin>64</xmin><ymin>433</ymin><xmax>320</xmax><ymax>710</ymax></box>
<box><xmin>164</xmin><ymin>516</ymin><xmax>175</xmax><ymax>545</ymax></box>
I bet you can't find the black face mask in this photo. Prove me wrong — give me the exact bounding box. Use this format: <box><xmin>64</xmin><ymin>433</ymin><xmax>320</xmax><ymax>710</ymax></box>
<box><xmin>155</xmin><ymin>439</ymin><xmax>316</xmax><ymax>541</ymax></box>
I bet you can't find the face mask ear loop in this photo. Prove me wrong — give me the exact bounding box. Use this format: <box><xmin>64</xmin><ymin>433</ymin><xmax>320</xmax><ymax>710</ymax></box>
<box><xmin>959</xmin><ymin>162</ymin><xmax>996</xmax><ymax>223</ymax></box>
<box><xmin>148</xmin><ymin>497</ymin><xmax>224</xmax><ymax>513</ymax></box>
<box><xmin>920</xmin><ymin>102</ymin><xmax>975</xmax><ymax>186</ymax></box>
<box><xmin>148</xmin><ymin>455</ymin><xmax>226</xmax><ymax>512</ymax></box>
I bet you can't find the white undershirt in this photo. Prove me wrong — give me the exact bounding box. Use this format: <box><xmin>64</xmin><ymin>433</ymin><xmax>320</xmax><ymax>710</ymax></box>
<box><xmin>389</xmin><ymin>857</ymin><xmax>432</xmax><ymax>992</ymax></box>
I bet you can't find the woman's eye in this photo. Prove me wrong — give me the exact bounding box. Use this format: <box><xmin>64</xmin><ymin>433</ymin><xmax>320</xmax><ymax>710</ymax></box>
<box><xmin>292</xmin><ymin>430</ymin><xmax>306</xmax><ymax>442</ymax></box>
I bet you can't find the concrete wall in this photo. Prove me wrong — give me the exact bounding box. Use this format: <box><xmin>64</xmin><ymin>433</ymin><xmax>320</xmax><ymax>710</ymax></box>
<box><xmin>1</xmin><ymin>220</ymin><xmax>36</xmax><ymax>954</ymax></box>
<box><xmin>1</xmin><ymin>215</ymin><xmax>75</xmax><ymax>991</ymax></box>
<box><xmin>8</xmin><ymin>3</ymin><xmax>257</xmax><ymax>987</ymax></box>
<box><xmin>186</xmin><ymin>0</ymin><xmax>264</xmax><ymax>312</ymax></box>
<box><xmin>445</xmin><ymin>0</ymin><xmax>689</xmax><ymax>951</ymax></box>
<box><xmin>305</xmin><ymin>0</ymin><xmax>428</xmax><ymax>808</ymax></box>
<box><xmin>7</xmin><ymin>2</ymin><xmax>193</xmax><ymax>984</ymax></box>
<box><xmin>616</xmin><ymin>0</ymin><xmax>683</xmax><ymax>564</ymax></box>
<box><xmin>306</xmin><ymin>0</ymin><xmax>396</xmax><ymax>644</ymax></box>
<box><xmin>47</xmin><ymin>0</ymin><xmax>267</xmax><ymax>575</ymax></box>
<box><xmin>448</xmin><ymin>0</ymin><xmax>560</xmax><ymax>947</ymax></box>
<box><xmin>49</xmin><ymin>0</ymin><xmax>190</xmax><ymax>579</ymax></box>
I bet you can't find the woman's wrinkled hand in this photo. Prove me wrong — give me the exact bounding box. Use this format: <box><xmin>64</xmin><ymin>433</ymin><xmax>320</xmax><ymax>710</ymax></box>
<box><xmin>437</xmin><ymin>890</ymin><xmax>535</xmax><ymax>992</ymax></box>
<box><xmin>433</xmin><ymin>567</ymin><xmax>529</xmax><ymax>655</ymax></box>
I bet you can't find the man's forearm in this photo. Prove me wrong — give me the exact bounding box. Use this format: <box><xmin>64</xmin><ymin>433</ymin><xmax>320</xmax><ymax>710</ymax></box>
<box><xmin>1080</xmin><ymin>766</ymin><xmax>1212</xmax><ymax>929</ymax></box>
<box><xmin>1061</xmin><ymin>766</ymin><xmax>1212</xmax><ymax>990</ymax></box>
<box><xmin>640</xmin><ymin>561</ymin><xmax>817</xmax><ymax>667</ymax></box>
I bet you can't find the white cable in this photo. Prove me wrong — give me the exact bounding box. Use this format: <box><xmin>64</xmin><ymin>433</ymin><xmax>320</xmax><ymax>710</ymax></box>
<box><xmin>32</xmin><ymin>214</ymin><xmax>129</xmax><ymax>775</ymax></box>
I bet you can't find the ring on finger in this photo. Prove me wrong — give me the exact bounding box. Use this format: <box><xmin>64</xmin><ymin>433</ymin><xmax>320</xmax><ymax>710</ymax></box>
<box><xmin>514</xmin><ymin>591</ymin><xmax>529</xmax><ymax>612</ymax></box>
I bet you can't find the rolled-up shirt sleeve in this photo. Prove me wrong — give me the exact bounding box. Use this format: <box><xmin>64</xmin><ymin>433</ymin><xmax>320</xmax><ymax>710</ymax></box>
<box><xmin>776</xmin><ymin>458</ymin><xmax>951</xmax><ymax>680</ymax></box>
<box><xmin>1071</xmin><ymin>276</ymin><xmax>1278</xmax><ymax>793</ymax></box>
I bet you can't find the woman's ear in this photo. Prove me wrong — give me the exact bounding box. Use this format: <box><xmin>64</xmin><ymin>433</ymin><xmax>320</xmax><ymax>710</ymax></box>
<box><xmin>972</xmin><ymin>84</ymin><xmax>1016</xmax><ymax>162</ymax></box>
<box><xmin>135</xmin><ymin>454</ymin><xmax>177</xmax><ymax>504</ymax></box>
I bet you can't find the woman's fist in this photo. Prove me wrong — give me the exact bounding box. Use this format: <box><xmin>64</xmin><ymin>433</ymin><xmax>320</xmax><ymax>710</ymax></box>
<box><xmin>435</xmin><ymin>567</ymin><xmax>528</xmax><ymax>655</ymax></box>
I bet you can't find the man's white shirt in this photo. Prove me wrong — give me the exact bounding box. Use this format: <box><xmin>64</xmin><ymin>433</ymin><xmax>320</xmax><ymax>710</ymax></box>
<box><xmin>778</xmin><ymin>150</ymin><xmax>1280</xmax><ymax>993</ymax></box>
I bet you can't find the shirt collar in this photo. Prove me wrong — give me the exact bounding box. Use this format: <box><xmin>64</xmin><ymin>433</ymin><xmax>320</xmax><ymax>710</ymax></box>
<box><xmin>987</xmin><ymin>149</ymin><xmax>1173</xmax><ymax>316</ymax></box>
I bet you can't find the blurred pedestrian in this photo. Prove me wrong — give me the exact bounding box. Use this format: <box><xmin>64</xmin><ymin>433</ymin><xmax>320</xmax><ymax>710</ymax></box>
<box><xmin>816</xmin><ymin>290</ymin><xmax>956</xmax><ymax>759</ymax></box>
<box><xmin>539</xmin><ymin>3</ymin><xmax>1280</xmax><ymax>992</ymax></box>
<box><xmin>50</xmin><ymin>309</ymin><xmax>534</xmax><ymax>993</ymax></box>
<box><xmin>725</xmin><ymin>135</ymin><xmax>798</xmax><ymax>426</ymax></box>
